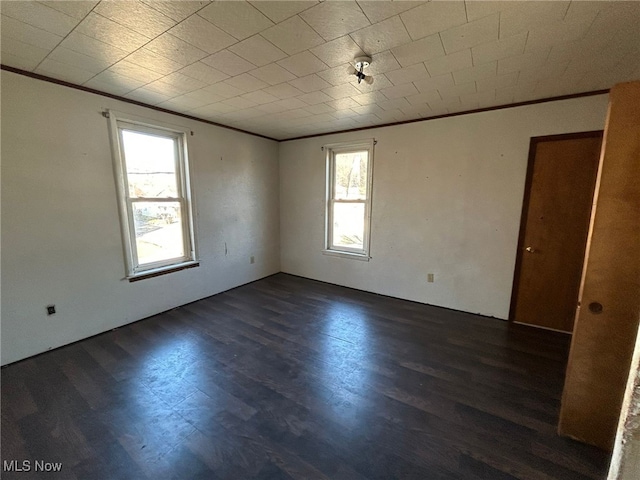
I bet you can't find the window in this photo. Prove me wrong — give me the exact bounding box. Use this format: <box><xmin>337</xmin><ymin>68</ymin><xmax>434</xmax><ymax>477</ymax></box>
<box><xmin>108</xmin><ymin>111</ymin><xmax>197</xmax><ymax>279</ymax></box>
<box><xmin>324</xmin><ymin>139</ymin><xmax>374</xmax><ymax>259</ymax></box>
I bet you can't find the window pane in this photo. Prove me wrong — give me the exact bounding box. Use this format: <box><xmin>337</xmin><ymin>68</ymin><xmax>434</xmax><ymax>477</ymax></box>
<box><xmin>132</xmin><ymin>202</ymin><xmax>184</xmax><ymax>265</ymax></box>
<box><xmin>121</xmin><ymin>129</ymin><xmax>178</xmax><ymax>198</ymax></box>
<box><xmin>334</xmin><ymin>151</ymin><xmax>368</xmax><ymax>200</ymax></box>
<box><xmin>332</xmin><ymin>202</ymin><xmax>365</xmax><ymax>250</ymax></box>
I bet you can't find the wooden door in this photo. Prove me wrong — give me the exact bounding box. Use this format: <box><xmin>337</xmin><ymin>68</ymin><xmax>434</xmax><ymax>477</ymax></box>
<box><xmin>510</xmin><ymin>132</ymin><xmax>602</xmax><ymax>332</ymax></box>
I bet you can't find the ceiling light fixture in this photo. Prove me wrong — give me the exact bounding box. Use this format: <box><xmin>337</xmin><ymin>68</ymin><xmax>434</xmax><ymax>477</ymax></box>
<box><xmin>348</xmin><ymin>56</ymin><xmax>374</xmax><ymax>85</ymax></box>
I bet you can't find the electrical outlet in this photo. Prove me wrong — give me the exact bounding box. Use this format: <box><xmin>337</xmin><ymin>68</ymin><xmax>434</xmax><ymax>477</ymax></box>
<box><xmin>47</xmin><ymin>305</ymin><xmax>56</xmax><ymax>315</ymax></box>
<box><xmin>250</xmin><ymin>256</ymin><xmax>255</xmax><ymax>264</ymax></box>
<box><xmin>427</xmin><ymin>273</ymin><xmax>434</xmax><ymax>283</ymax></box>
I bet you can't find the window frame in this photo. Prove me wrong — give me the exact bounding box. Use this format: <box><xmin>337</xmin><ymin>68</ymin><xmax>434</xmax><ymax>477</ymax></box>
<box><xmin>108</xmin><ymin>110</ymin><xmax>198</xmax><ymax>280</ymax></box>
<box><xmin>323</xmin><ymin>139</ymin><xmax>374</xmax><ymax>260</ymax></box>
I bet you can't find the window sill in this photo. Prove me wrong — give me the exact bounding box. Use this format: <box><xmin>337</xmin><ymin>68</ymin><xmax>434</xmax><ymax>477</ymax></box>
<box><xmin>322</xmin><ymin>250</ymin><xmax>370</xmax><ymax>261</ymax></box>
<box><xmin>127</xmin><ymin>261</ymin><xmax>199</xmax><ymax>282</ymax></box>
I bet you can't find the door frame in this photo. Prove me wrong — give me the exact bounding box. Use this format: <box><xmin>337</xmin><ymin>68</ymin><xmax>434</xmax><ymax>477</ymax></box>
<box><xmin>508</xmin><ymin>130</ymin><xmax>604</xmax><ymax>326</ymax></box>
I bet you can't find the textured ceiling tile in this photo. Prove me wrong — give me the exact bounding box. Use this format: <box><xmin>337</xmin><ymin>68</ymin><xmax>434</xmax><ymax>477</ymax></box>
<box><xmin>323</xmin><ymin>83</ymin><xmax>362</xmax><ymax>99</ymax></box>
<box><xmin>405</xmin><ymin>90</ymin><xmax>442</xmax><ymax>106</ymax></box>
<box><xmin>249</xmin><ymin>63</ymin><xmax>296</xmax><ymax>86</ymax></box>
<box><xmin>83</xmin><ymin>77</ymin><xmax>138</xmax><ymax>96</ymax></box>
<box><xmin>438</xmin><ymin>82</ymin><xmax>477</xmax><ymax>99</ymax></box>
<box><xmin>88</xmin><ymin>70</ymin><xmax>147</xmax><ymax>91</ymax></box>
<box><xmin>47</xmin><ymin>46</ymin><xmax>115</xmax><ymax>74</ymax></box>
<box><xmin>499</xmin><ymin>1</ymin><xmax>570</xmax><ymax>39</ymax></box>
<box><xmin>562</xmin><ymin>1</ymin><xmax>610</xmax><ymax>23</ymax></box>
<box><xmin>76</xmin><ymin>12</ymin><xmax>150</xmax><ymax>53</ymax></box>
<box><xmin>263</xmin><ymin>83</ymin><xmax>305</xmax><ymax>99</ymax></box>
<box><xmin>304</xmin><ymin>102</ymin><xmax>335</xmax><ymax>114</ymax></box>
<box><xmin>240</xmin><ymin>90</ymin><xmax>281</xmax><ymax>105</ymax></box>
<box><xmin>351</xmin><ymin>103</ymin><xmax>385</xmax><ymax>116</ymax></box>
<box><xmin>142</xmin><ymin>1</ymin><xmax>208</xmax><ymax>22</ymax></box>
<box><xmin>221</xmin><ymin>96</ymin><xmax>258</xmax><ymax>110</ymax></box>
<box><xmin>179</xmin><ymin>62</ymin><xmax>229</xmax><ymax>84</ymax></box>
<box><xmin>1</xmin><ymin>15</ymin><xmax>62</xmax><ymax>51</ymax></box>
<box><xmin>440</xmin><ymin>13</ymin><xmax>499</xmax><ymax>54</ymax></box>
<box><xmin>229</xmin><ymin>35</ymin><xmax>287</xmax><ymax>67</ymax></box>
<box><xmin>380</xmin><ymin>82</ymin><xmax>419</xmax><ymax>99</ymax></box>
<box><xmin>261</xmin><ymin>15</ymin><xmax>324</xmax><ymax>55</ymax></box>
<box><xmin>331</xmin><ymin>110</ymin><xmax>359</xmax><ymax>122</ymax></box>
<box><xmin>198</xmin><ymin>1</ymin><xmax>274</xmax><ymax>41</ymax></box>
<box><xmin>143</xmin><ymin>79</ymin><xmax>186</xmax><ymax>98</ymax></box>
<box><xmin>202</xmin><ymin>82</ymin><xmax>246</xmax><ymax>99</ymax></box>
<box><xmin>317</xmin><ymin>64</ymin><xmax>354</xmax><ymax>86</ymax></box>
<box><xmin>288</xmin><ymin>74</ymin><xmax>332</xmax><ymax>94</ymax></box>
<box><xmin>145</xmin><ymin>33</ymin><xmax>209</xmax><ymax>66</ymax></box>
<box><xmin>125</xmin><ymin>87</ymin><xmax>174</xmax><ymax>105</ymax></box>
<box><xmin>156</xmin><ymin>99</ymin><xmax>196</xmax><ymax>114</ymax></box>
<box><xmin>471</xmin><ymin>32</ymin><xmax>527</xmax><ymax>66</ymax></box>
<box><xmin>190</xmin><ymin>102</ymin><xmax>237</xmax><ymax>116</ymax></box>
<box><xmin>36</xmin><ymin>58</ymin><xmax>96</xmax><ymax>84</ymax></box>
<box><xmin>350</xmin><ymin>15</ymin><xmax>411</xmax><ymax>55</ymax></box>
<box><xmin>310</xmin><ymin>35</ymin><xmax>364</xmax><ymax>68</ymax></box>
<box><xmin>182</xmin><ymin>88</ymin><xmax>226</xmax><ymax>105</ymax></box>
<box><xmin>518</xmin><ymin>61</ymin><xmax>570</xmax><ymax>84</ymax></box>
<box><xmin>497</xmin><ymin>48</ymin><xmax>550</xmax><ymax>75</ymax></box>
<box><xmin>202</xmin><ymin>50</ymin><xmax>256</xmax><ymax>76</ymax></box>
<box><xmin>425</xmin><ymin>49</ymin><xmax>472</xmax><ymax>76</ymax></box>
<box><xmin>108</xmin><ymin>60</ymin><xmax>165</xmax><ymax>84</ymax></box>
<box><xmin>300</xmin><ymin>1</ymin><xmax>370</xmax><ymax>41</ymax></box>
<box><xmin>378</xmin><ymin>97</ymin><xmax>411</xmax><ymax>111</ymax></box>
<box><xmin>352</xmin><ymin>91</ymin><xmax>388</xmax><ymax>106</ymax></box>
<box><xmin>277</xmin><ymin>51</ymin><xmax>328</xmax><ymax>77</ymax></box>
<box><xmin>2</xmin><ymin>1</ymin><xmax>80</xmax><ymax>37</ymax></box>
<box><xmin>0</xmin><ymin>52</ymin><xmax>41</xmax><ymax>71</ymax></box>
<box><xmin>460</xmin><ymin>89</ymin><xmax>496</xmax><ymax>107</ymax></box>
<box><xmin>475</xmin><ymin>72</ymin><xmax>518</xmax><ymax>92</ymax></box>
<box><xmin>93</xmin><ymin>1</ymin><xmax>176</xmax><ymax>39</ymax></box>
<box><xmin>413</xmin><ymin>73</ymin><xmax>455</xmax><ymax>93</ymax></box>
<box><xmin>524</xmin><ymin>12</ymin><xmax>599</xmax><ymax>52</ymax></box>
<box><xmin>377</xmin><ymin>108</ymin><xmax>406</xmax><ymax>122</ymax></box>
<box><xmin>298</xmin><ymin>91</ymin><xmax>334</xmax><ymax>105</ymax></box>
<box><xmin>161</xmin><ymin>72</ymin><xmax>207</xmax><ymax>93</ymax></box>
<box><xmin>223</xmin><ymin>73</ymin><xmax>269</xmax><ymax>93</ymax></box>
<box><xmin>464</xmin><ymin>1</ymin><xmax>504</xmax><ymax>22</ymax></box>
<box><xmin>169</xmin><ymin>15</ymin><xmax>237</xmax><ymax>54</ymax></box>
<box><xmin>126</xmin><ymin>48</ymin><xmax>184</xmax><ymax>75</ymax></box>
<box><xmin>356</xmin><ymin>0</ymin><xmax>426</xmax><ymax>24</ymax></box>
<box><xmin>452</xmin><ymin>61</ymin><xmax>497</xmax><ymax>85</ymax></box>
<box><xmin>385</xmin><ymin>63</ymin><xmax>428</xmax><ymax>86</ymax></box>
<box><xmin>400</xmin><ymin>1</ymin><xmax>466</xmax><ymax>41</ymax></box>
<box><xmin>326</xmin><ymin>97</ymin><xmax>361</xmax><ymax>110</ymax></box>
<box><xmin>0</xmin><ymin>36</ymin><xmax>49</xmax><ymax>64</ymax></box>
<box><xmin>257</xmin><ymin>101</ymin><xmax>292</xmax><ymax>114</ymax></box>
<box><xmin>390</xmin><ymin>34</ymin><xmax>445</xmax><ymax>68</ymax></box>
<box><xmin>42</xmin><ymin>0</ymin><xmax>99</xmax><ymax>19</ymax></box>
<box><xmin>250</xmin><ymin>1</ymin><xmax>318</xmax><ymax>23</ymax></box>
<box><xmin>59</xmin><ymin>31</ymin><xmax>129</xmax><ymax>65</ymax></box>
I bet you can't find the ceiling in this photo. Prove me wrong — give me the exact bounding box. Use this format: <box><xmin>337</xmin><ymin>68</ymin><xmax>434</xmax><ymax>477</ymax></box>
<box><xmin>2</xmin><ymin>1</ymin><xmax>639</xmax><ymax>141</ymax></box>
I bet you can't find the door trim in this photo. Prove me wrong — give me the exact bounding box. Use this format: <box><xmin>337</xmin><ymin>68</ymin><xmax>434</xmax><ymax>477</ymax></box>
<box><xmin>508</xmin><ymin>130</ymin><xmax>604</xmax><ymax>324</ymax></box>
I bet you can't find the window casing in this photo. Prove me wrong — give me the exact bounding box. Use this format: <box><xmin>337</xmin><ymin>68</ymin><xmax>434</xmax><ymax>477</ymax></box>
<box><xmin>324</xmin><ymin>140</ymin><xmax>374</xmax><ymax>259</ymax></box>
<box><xmin>108</xmin><ymin>111</ymin><xmax>197</xmax><ymax>279</ymax></box>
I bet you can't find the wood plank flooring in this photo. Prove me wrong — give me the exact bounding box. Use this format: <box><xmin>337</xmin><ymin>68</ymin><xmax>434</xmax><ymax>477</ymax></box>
<box><xmin>1</xmin><ymin>273</ymin><xmax>610</xmax><ymax>479</ymax></box>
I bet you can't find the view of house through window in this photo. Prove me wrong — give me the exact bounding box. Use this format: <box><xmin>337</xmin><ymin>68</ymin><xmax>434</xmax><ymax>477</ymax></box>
<box><xmin>111</xmin><ymin>116</ymin><xmax>196</xmax><ymax>277</ymax></box>
<box><xmin>325</xmin><ymin>140</ymin><xmax>374</xmax><ymax>258</ymax></box>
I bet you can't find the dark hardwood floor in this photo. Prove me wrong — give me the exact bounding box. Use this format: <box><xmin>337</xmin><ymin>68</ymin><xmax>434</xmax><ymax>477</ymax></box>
<box><xmin>1</xmin><ymin>273</ymin><xmax>609</xmax><ymax>479</ymax></box>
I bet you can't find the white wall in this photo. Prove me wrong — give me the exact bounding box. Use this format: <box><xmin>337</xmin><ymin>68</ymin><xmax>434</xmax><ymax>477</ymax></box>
<box><xmin>279</xmin><ymin>95</ymin><xmax>609</xmax><ymax>319</ymax></box>
<box><xmin>609</xmin><ymin>316</ymin><xmax>640</xmax><ymax>480</ymax></box>
<box><xmin>1</xmin><ymin>71</ymin><xmax>280</xmax><ymax>365</ymax></box>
